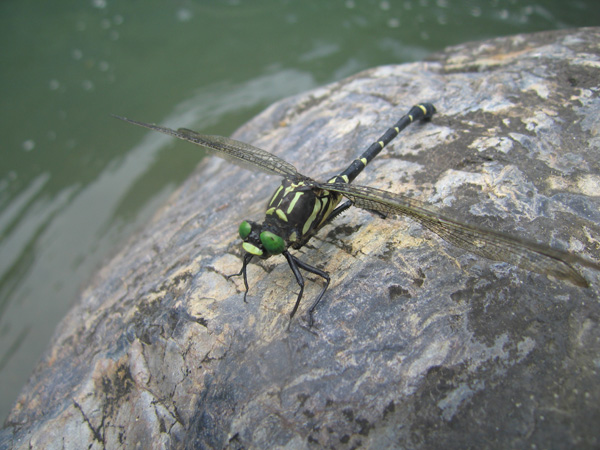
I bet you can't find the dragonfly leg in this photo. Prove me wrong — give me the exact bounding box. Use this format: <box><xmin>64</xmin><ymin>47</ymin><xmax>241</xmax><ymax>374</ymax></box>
<box><xmin>283</xmin><ymin>251</ymin><xmax>306</xmax><ymax>328</ymax></box>
<box><xmin>285</xmin><ymin>252</ymin><xmax>331</xmax><ymax>327</ymax></box>
<box><xmin>312</xmin><ymin>200</ymin><xmax>355</xmax><ymax>235</ymax></box>
<box><xmin>326</xmin><ymin>200</ymin><xmax>353</xmax><ymax>223</ymax></box>
<box><xmin>227</xmin><ymin>253</ymin><xmax>253</xmax><ymax>302</ymax></box>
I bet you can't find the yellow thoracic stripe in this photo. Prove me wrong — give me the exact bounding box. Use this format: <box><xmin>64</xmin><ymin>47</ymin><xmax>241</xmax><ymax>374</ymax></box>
<box><xmin>284</xmin><ymin>181</ymin><xmax>304</xmax><ymax>197</ymax></box>
<box><xmin>269</xmin><ymin>181</ymin><xmax>306</xmax><ymax>210</ymax></box>
<box><xmin>303</xmin><ymin>198</ymin><xmax>322</xmax><ymax>235</ymax></box>
<box><xmin>317</xmin><ymin>196</ymin><xmax>335</xmax><ymax>228</ymax></box>
<box><xmin>287</xmin><ymin>191</ymin><xmax>304</xmax><ymax>214</ymax></box>
<box><xmin>276</xmin><ymin>209</ymin><xmax>288</xmax><ymax>222</ymax></box>
<box><xmin>269</xmin><ymin>185</ymin><xmax>284</xmax><ymax>206</ymax></box>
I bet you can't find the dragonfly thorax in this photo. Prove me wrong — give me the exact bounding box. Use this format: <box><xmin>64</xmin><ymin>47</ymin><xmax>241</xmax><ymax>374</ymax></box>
<box><xmin>263</xmin><ymin>178</ymin><xmax>342</xmax><ymax>250</ymax></box>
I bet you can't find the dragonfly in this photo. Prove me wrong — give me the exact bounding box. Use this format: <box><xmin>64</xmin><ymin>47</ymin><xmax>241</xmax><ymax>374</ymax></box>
<box><xmin>114</xmin><ymin>103</ymin><xmax>599</xmax><ymax>326</ymax></box>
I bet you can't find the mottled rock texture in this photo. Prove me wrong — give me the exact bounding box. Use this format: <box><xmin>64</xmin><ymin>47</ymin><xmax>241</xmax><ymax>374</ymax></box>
<box><xmin>2</xmin><ymin>28</ymin><xmax>600</xmax><ymax>450</ymax></box>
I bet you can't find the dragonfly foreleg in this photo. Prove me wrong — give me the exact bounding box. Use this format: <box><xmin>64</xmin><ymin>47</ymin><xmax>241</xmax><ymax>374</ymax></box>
<box><xmin>227</xmin><ymin>253</ymin><xmax>253</xmax><ymax>302</ymax></box>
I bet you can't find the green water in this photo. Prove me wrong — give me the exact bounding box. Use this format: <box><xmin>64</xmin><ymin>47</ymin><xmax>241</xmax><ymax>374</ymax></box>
<box><xmin>1</xmin><ymin>0</ymin><xmax>598</xmax><ymax>422</ymax></box>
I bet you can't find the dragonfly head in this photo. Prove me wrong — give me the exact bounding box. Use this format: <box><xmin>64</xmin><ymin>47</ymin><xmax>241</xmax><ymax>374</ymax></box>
<box><xmin>238</xmin><ymin>220</ymin><xmax>286</xmax><ymax>259</ymax></box>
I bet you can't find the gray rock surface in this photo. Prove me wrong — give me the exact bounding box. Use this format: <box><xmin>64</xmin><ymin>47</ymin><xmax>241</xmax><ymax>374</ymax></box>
<box><xmin>2</xmin><ymin>27</ymin><xmax>600</xmax><ymax>449</ymax></box>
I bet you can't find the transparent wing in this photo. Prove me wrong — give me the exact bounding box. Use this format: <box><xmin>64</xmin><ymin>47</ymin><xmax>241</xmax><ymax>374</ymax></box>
<box><xmin>113</xmin><ymin>115</ymin><xmax>301</xmax><ymax>179</ymax></box>
<box><xmin>322</xmin><ymin>182</ymin><xmax>599</xmax><ymax>287</ymax></box>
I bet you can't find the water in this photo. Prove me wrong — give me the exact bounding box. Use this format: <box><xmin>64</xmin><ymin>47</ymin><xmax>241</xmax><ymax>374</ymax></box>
<box><xmin>1</xmin><ymin>0</ymin><xmax>598</xmax><ymax>423</ymax></box>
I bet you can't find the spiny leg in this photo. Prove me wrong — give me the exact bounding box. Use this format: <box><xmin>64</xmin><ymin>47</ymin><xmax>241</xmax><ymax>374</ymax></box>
<box><xmin>323</xmin><ymin>200</ymin><xmax>353</xmax><ymax>224</ymax></box>
<box><xmin>327</xmin><ymin>200</ymin><xmax>387</xmax><ymax>224</ymax></box>
<box><xmin>227</xmin><ymin>253</ymin><xmax>253</xmax><ymax>302</ymax></box>
<box><xmin>312</xmin><ymin>199</ymin><xmax>387</xmax><ymax>239</ymax></box>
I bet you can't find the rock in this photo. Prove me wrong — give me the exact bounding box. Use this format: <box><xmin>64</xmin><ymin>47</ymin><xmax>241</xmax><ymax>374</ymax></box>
<box><xmin>2</xmin><ymin>27</ymin><xmax>600</xmax><ymax>450</ymax></box>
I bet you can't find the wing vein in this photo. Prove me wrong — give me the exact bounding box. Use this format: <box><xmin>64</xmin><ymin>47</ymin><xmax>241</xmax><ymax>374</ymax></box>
<box><xmin>322</xmin><ymin>182</ymin><xmax>598</xmax><ymax>287</ymax></box>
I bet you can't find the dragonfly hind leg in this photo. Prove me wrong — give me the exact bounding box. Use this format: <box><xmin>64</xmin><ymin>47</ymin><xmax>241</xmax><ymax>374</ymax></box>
<box><xmin>320</xmin><ymin>200</ymin><xmax>387</xmax><ymax>234</ymax></box>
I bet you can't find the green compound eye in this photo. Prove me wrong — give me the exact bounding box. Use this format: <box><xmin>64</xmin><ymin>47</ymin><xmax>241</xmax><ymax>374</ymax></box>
<box><xmin>239</xmin><ymin>221</ymin><xmax>252</xmax><ymax>239</ymax></box>
<box><xmin>259</xmin><ymin>231</ymin><xmax>285</xmax><ymax>255</ymax></box>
